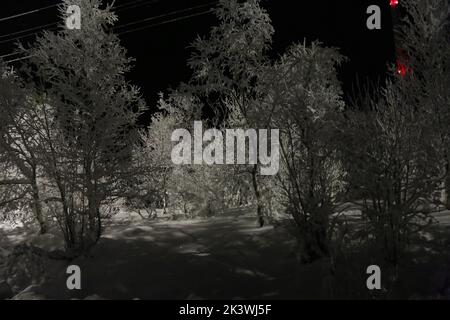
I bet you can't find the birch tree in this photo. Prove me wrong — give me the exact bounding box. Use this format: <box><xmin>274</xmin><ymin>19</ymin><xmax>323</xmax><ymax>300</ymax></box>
<box><xmin>0</xmin><ymin>63</ymin><xmax>47</xmax><ymax>234</ymax></box>
<box><xmin>267</xmin><ymin>42</ymin><xmax>346</xmax><ymax>262</ymax></box>
<box><xmin>21</xmin><ymin>0</ymin><xmax>146</xmax><ymax>254</ymax></box>
<box><xmin>186</xmin><ymin>0</ymin><xmax>274</xmax><ymax>226</ymax></box>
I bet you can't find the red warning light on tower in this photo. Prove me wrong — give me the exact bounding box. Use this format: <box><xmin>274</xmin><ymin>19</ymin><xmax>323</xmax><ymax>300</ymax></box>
<box><xmin>395</xmin><ymin>48</ymin><xmax>411</xmax><ymax>77</ymax></box>
<box><xmin>390</xmin><ymin>0</ymin><xmax>399</xmax><ymax>8</ymax></box>
<box><xmin>396</xmin><ymin>62</ymin><xmax>407</xmax><ymax>77</ymax></box>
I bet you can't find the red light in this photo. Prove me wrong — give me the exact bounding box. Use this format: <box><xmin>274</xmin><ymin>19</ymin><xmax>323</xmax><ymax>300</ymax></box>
<box><xmin>390</xmin><ymin>0</ymin><xmax>399</xmax><ymax>8</ymax></box>
<box><xmin>397</xmin><ymin>62</ymin><xmax>407</xmax><ymax>77</ymax></box>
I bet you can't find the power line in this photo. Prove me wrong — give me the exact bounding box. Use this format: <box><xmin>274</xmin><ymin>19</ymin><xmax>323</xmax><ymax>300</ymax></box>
<box><xmin>115</xmin><ymin>0</ymin><xmax>153</xmax><ymax>12</ymax></box>
<box><xmin>118</xmin><ymin>9</ymin><xmax>213</xmax><ymax>35</ymax></box>
<box><xmin>3</xmin><ymin>7</ymin><xmax>215</xmax><ymax>63</ymax></box>
<box><xmin>0</xmin><ymin>1</ymin><xmax>159</xmax><ymax>44</ymax></box>
<box><xmin>0</xmin><ymin>0</ymin><xmax>153</xmax><ymax>24</ymax></box>
<box><xmin>0</xmin><ymin>3</ymin><xmax>59</xmax><ymax>23</ymax></box>
<box><xmin>0</xmin><ymin>26</ymin><xmax>58</xmax><ymax>45</ymax></box>
<box><xmin>0</xmin><ymin>0</ymin><xmax>148</xmax><ymax>40</ymax></box>
<box><xmin>0</xmin><ymin>51</ymin><xmax>21</xmax><ymax>59</ymax></box>
<box><xmin>3</xmin><ymin>55</ymin><xmax>34</xmax><ymax>64</ymax></box>
<box><xmin>115</xmin><ymin>0</ymin><xmax>146</xmax><ymax>9</ymax></box>
<box><xmin>0</xmin><ymin>21</ymin><xmax>58</xmax><ymax>39</ymax></box>
<box><xmin>0</xmin><ymin>1</ymin><xmax>216</xmax><ymax>47</ymax></box>
<box><xmin>114</xmin><ymin>1</ymin><xmax>217</xmax><ymax>31</ymax></box>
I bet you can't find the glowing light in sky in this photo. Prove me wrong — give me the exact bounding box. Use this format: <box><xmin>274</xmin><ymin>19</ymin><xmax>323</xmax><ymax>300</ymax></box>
<box><xmin>390</xmin><ymin>0</ymin><xmax>399</xmax><ymax>8</ymax></box>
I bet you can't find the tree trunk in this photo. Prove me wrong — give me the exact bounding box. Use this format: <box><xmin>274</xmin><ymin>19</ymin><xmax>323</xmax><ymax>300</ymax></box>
<box><xmin>298</xmin><ymin>211</ymin><xmax>330</xmax><ymax>263</ymax></box>
<box><xmin>85</xmin><ymin>161</ymin><xmax>102</xmax><ymax>249</ymax></box>
<box><xmin>251</xmin><ymin>165</ymin><xmax>264</xmax><ymax>227</ymax></box>
<box><xmin>162</xmin><ymin>174</ymin><xmax>168</xmax><ymax>215</ymax></box>
<box><xmin>87</xmin><ymin>194</ymin><xmax>102</xmax><ymax>244</ymax></box>
<box><xmin>30</xmin><ymin>174</ymin><xmax>47</xmax><ymax>235</ymax></box>
<box><xmin>163</xmin><ymin>193</ymin><xmax>167</xmax><ymax>215</ymax></box>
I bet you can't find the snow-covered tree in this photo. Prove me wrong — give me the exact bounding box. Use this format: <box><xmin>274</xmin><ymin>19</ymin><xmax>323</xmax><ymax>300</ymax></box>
<box><xmin>267</xmin><ymin>42</ymin><xmax>346</xmax><ymax>263</ymax></box>
<box><xmin>395</xmin><ymin>0</ymin><xmax>450</xmax><ymax>208</ymax></box>
<box><xmin>186</xmin><ymin>0</ymin><xmax>275</xmax><ymax>226</ymax></box>
<box><xmin>0</xmin><ymin>63</ymin><xmax>47</xmax><ymax>234</ymax></box>
<box><xmin>21</xmin><ymin>0</ymin><xmax>146</xmax><ymax>254</ymax></box>
<box><xmin>340</xmin><ymin>78</ymin><xmax>442</xmax><ymax>266</ymax></box>
<box><xmin>131</xmin><ymin>93</ymin><xmax>191</xmax><ymax>216</ymax></box>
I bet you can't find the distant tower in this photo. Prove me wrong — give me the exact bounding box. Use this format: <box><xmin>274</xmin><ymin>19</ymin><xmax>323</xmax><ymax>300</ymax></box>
<box><xmin>391</xmin><ymin>0</ymin><xmax>450</xmax><ymax>76</ymax></box>
<box><xmin>389</xmin><ymin>0</ymin><xmax>408</xmax><ymax>76</ymax></box>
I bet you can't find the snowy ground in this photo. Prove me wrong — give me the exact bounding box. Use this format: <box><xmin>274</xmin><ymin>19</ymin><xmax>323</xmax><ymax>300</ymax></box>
<box><xmin>1</xmin><ymin>210</ymin><xmax>306</xmax><ymax>299</ymax></box>
<box><xmin>2</xmin><ymin>208</ymin><xmax>450</xmax><ymax>300</ymax></box>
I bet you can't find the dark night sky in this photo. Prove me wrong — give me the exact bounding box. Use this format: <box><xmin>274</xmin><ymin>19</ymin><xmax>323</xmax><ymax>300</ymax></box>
<box><xmin>0</xmin><ymin>0</ymin><xmax>396</xmax><ymax>114</ymax></box>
